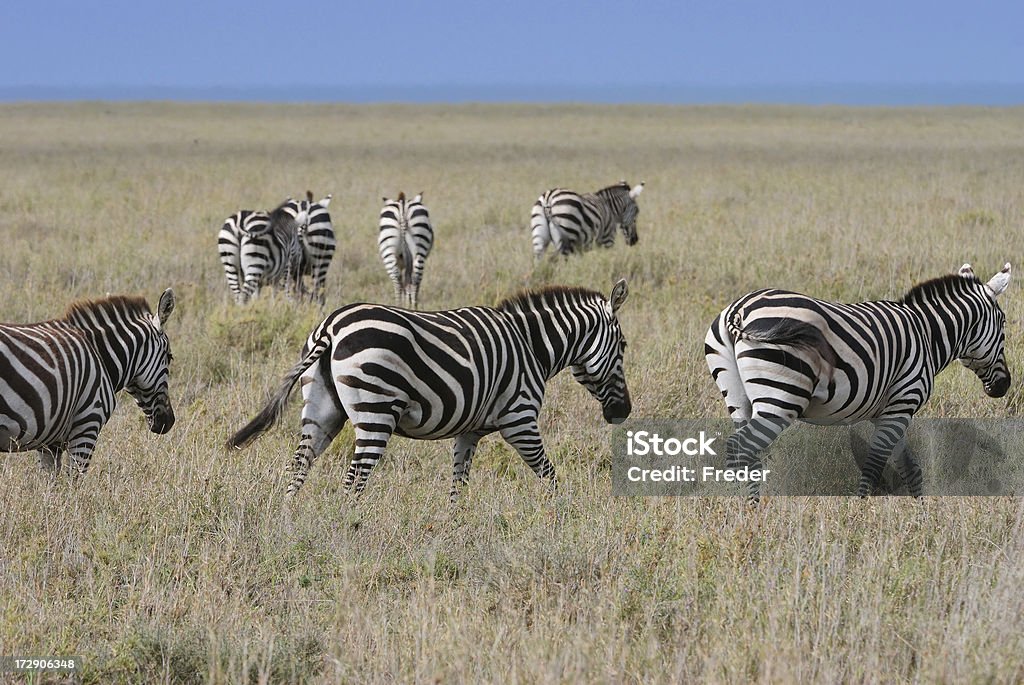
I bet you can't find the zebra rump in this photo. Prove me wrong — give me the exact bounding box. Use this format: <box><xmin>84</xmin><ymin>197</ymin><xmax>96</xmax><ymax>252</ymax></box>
<box><xmin>730</xmin><ymin>313</ymin><xmax>838</xmax><ymax>369</ymax></box>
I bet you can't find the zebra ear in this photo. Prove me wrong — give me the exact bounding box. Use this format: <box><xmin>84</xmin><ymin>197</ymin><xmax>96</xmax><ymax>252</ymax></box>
<box><xmin>415</xmin><ymin>191</ymin><xmax>424</xmax><ymax>202</ymax></box>
<box><xmin>609</xmin><ymin>279</ymin><xmax>629</xmax><ymax>314</ymax></box>
<box><xmin>986</xmin><ymin>263</ymin><xmax>1012</xmax><ymax>298</ymax></box>
<box><xmin>320</xmin><ymin>194</ymin><xmax>332</xmax><ymax>208</ymax></box>
<box><xmin>153</xmin><ymin>288</ymin><xmax>175</xmax><ymax>330</ymax></box>
<box><xmin>629</xmin><ymin>183</ymin><xmax>644</xmax><ymax>199</ymax></box>
<box><xmin>959</xmin><ymin>263</ymin><xmax>976</xmax><ymax>279</ymax></box>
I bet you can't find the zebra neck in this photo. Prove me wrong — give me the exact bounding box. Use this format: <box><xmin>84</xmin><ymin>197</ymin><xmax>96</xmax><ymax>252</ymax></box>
<box><xmin>504</xmin><ymin>303</ymin><xmax>591</xmax><ymax>380</ymax></box>
<box><xmin>908</xmin><ymin>299</ymin><xmax>974</xmax><ymax>375</ymax></box>
<box><xmin>75</xmin><ymin>322</ymin><xmax>141</xmax><ymax>392</ymax></box>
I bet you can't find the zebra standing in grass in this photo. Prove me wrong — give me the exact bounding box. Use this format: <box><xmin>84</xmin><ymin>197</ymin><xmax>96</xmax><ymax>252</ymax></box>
<box><xmin>217</xmin><ymin>198</ymin><xmax>308</xmax><ymax>304</ymax></box>
<box><xmin>378</xmin><ymin>192</ymin><xmax>433</xmax><ymax>308</ymax></box>
<box><xmin>704</xmin><ymin>263</ymin><xmax>1012</xmax><ymax>499</ymax></box>
<box><xmin>530</xmin><ymin>180</ymin><xmax>644</xmax><ymax>260</ymax></box>
<box><xmin>0</xmin><ymin>290</ymin><xmax>176</xmax><ymax>473</ymax></box>
<box><xmin>296</xmin><ymin>191</ymin><xmax>336</xmax><ymax>305</ymax></box>
<box><xmin>228</xmin><ymin>280</ymin><xmax>632</xmax><ymax>502</ymax></box>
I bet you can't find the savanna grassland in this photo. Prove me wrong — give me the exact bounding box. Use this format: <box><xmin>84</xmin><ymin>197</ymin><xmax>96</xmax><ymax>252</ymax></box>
<box><xmin>1</xmin><ymin>102</ymin><xmax>1023</xmax><ymax>683</ymax></box>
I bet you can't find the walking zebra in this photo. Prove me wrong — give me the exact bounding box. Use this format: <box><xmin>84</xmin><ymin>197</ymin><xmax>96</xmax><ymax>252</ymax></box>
<box><xmin>530</xmin><ymin>180</ymin><xmax>644</xmax><ymax>260</ymax></box>
<box><xmin>217</xmin><ymin>197</ymin><xmax>310</xmax><ymax>304</ymax></box>
<box><xmin>378</xmin><ymin>192</ymin><xmax>433</xmax><ymax>308</ymax></box>
<box><xmin>296</xmin><ymin>191</ymin><xmax>336</xmax><ymax>305</ymax></box>
<box><xmin>228</xmin><ymin>280</ymin><xmax>632</xmax><ymax>502</ymax></box>
<box><xmin>0</xmin><ymin>290</ymin><xmax>176</xmax><ymax>473</ymax></box>
<box><xmin>704</xmin><ymin>263</ymin><xmax>1012</xmax><ymax>499</ymax></box>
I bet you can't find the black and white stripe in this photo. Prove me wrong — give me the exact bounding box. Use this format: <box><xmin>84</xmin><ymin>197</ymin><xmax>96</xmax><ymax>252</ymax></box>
<box><xmin>531</xmin><ymin>181</ymin><xmax>644</xmax><ymax>259</ymax></box>
<box><xmin>704</xmin><ymin>263</ymin><xmax>1012</xmax><ymax>499</ymax></box>
<box><xmin>378</xmin><ymin>192</ymin><xmax>434</xmax><ymax>308</ymax></box>
<box><xmin>0</xmin><ymin>290</ymin><xmax>176</xmax><ymax>473</ymax></box>
<box><xmin>228</xmin><ymin>280</ymin><xmax>632</xmax><ymax>502</ymax></box>
<box><xmin>296</xmin><ymin>191</ymin><xmax>336</xmax><ymax>305</ymax></box>
<box><xmin>218</xmin><ymin>198</ymin><xmax>308</xmax><ymax>304</ymax></box>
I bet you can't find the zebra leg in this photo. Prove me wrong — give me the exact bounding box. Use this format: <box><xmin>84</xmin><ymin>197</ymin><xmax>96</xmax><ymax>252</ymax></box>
<box><xmin>725</xmin><ymin>413</ymin><xmax>795</xmax><ymax>501</ymax></box>
<box><xmin>65</xmin><ymin>428</ymin><xmax>101</xmax><ymax>476</ymax></box>
<box><xmin>240</xmin><ymin>275</ymin><xmax>261</xmax><ymax>303</ymax></box>
<box><xmin>499</xmin><ymin>421</ymin><xmax>556</xmax><ymax>492</ymax></box>
<box><xmin>239</xmin><ymin>241</ymin><xmax>263</xmax><ymax>303</ymax></box>
<box><xmin>286</xmin><ymin>371</ymin><xmax>348</xmax><ymax>497</ymax></box>
<box><xmin>451</xmin><ymin>431</ymin><xmax>486</xmax><ymax>503</ymax></box>
<box><xmin>346</xmin><ymin>415</ymin><xmax>398</xmax><ymax>494</ymax></box>
<box><xmin>411</xmin><ymin>254</ymin><xmax>427</xmax><ymax>309</ymax></box>
<box><xmin>530</xmin><ymin>203</ymin><xmax>550</xmax><ymax>261</ymax></box>
<box><xmin>857</xmin><ymin>416</ymin><xmax>912</xmax><ymax>497</ymax></box>
<box><xmin>312</xmin><ymin>267</ymin><xmax>327</xmax><ymax>306</ymax></box>
<box><xmin>390</xmin><ymin>272</ymin><xmax>404</xmax><ymax>305</ymax></box>
<box><xmin>891</xmin><ymin>439</ymin><xmax>924</xmax><ymax>497</ymax></box>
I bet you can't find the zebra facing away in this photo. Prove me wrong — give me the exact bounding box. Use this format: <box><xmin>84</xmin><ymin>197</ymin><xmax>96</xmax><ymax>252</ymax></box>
<box><xmin>217</xmin><ymin>197</ymin><xmax>316</xmax><ymax>304</ymax></box>
<box><xmin>378</xmin><ymin>192</ymin><xmax>434</xmax><ymax>308</ymax></box>
<box><xmin>228</xmin><ymin>280</ymin><xmax>632</xmax><ymax>502</ymax></box>
<box><xmin>530</xmin><ymin>180</ymin><xmax>644</xmax><ymax>260</ymax></box>
<box><xmin>704</xmin><ymin>263</ymin><xmax>1012</xmax><ymax>500</ymax></box>
<box><xmin>296</xmin><ymin>191</ymin><xmax>335</xmax><ymax>305</ymax></box>
<box><xmin>0</xmin><ymin>290</ymin><xmax>176</xmax><ymax>474</ymax></box>
<box><xmin>218</xmin><ymin>198</ymin><xmax>306</xmax><ymax>304</ymax></box>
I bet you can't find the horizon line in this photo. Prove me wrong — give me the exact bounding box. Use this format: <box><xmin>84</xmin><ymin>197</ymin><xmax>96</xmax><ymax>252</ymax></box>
<box><xmin>2</xmin><ymin>83</ymin><xmax>1022</xmax><ymax>107</ymax></box>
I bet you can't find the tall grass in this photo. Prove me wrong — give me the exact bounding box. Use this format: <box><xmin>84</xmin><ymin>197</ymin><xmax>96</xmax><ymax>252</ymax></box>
<box><xmin>0</xmin><ymin>103</ymin><xmax>1022</xmax><ymax>683</ymax></box>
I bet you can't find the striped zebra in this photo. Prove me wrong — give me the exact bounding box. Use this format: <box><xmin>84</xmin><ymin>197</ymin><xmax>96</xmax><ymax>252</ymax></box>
<box><xmin>378</xmin><ymin>192</ymin><xmax>434</xmax><ymax>308</ymax></box>
<box><xmin>0</xmin><ymin>290</ymin><xmax>176</xmax><ymax>473</ymax></box>
<box><xmin>217</xmin><ymin>197</ymin><xmax>309</xmax><ymax>304</ymax></box>
<box><xmin>530</xmin><ymin>181</ymin><xmax>644</xmax><ymax>260</ymax></box>
<box><xmin>704</xmin><ymin>263</ymin><xmax>1012</xmax><ymax>499</ymax></box>
<box><xmin>228</xmin><ymin>280</ymin><xmax>631</xmax><ymax>502</ymax></box>
<box><xmin>296</xmin><ymin>191</ymin><xmax>336</xmax><ymax>305</ymax></box>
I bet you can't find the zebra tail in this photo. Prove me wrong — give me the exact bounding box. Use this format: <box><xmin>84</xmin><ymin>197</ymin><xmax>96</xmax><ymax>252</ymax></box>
<box><xmin>402</xmin><ymin>233</ymin><xmax>415</xmax><ymax>285</ymax></box>
<box><xmin>730</xmin><ymin>312</ymin><xmax>837</xmax><ymax>367</ymax></box>
<box><xmin>226</xmin><ymin>327</ymin><xmax>333</xmax><ymax>449</ymax></box>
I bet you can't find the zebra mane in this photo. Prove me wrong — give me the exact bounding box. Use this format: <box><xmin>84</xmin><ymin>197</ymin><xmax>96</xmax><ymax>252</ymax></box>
<box><xmin>497</xmin><ymin>285</ymin><xmax>602</xmax><ymax>313</ymax></box>
<box><xmin>900</xmin><ymin>273</ymin><xmax>981</xmax><ymax>304</ymax></box>
<box><xmin>64</xmin><ymin>295</ymin><xmax>152</xmax><ymax>325</ymax></box>
<box><xmin>594</xmin><ymin>181</ymin><xmax>631</xmax><ymax>198</ymax></box>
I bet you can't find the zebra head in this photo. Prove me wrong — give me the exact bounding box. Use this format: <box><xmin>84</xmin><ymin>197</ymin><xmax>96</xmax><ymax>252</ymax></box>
<box><xmin>619</xmin><ymin>181</ymin><xmax>644</xmax><ymax>246</ymax></box>
<box><xmin>958</xmin><ymin>263</ymin><xmax>1012</xmax><ymax>398</ymax></box>
<box><xmin>124</xmin><ymin>289</ymin><xmax>176</xmax><ymax>434</ymax></box>
<box><xmin>570</xmin><ymin>279</ymin><xmax>632</xmax><ymax>423</ymax></box>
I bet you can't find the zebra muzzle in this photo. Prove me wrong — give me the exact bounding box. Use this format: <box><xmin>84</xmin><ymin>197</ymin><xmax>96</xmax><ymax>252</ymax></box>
<box><xmin>985</xmin><ymin>375</ymin><xmax>1010</xmax><ymax>398</ymax></box>
<box><xmin>602</xmin><ymin>398</ymin><xmax>632</xmax><ymax>424</ymax></box>
<box><xmin>149</xmin><ymin>406</ymin><xmax>176</xmax><ymax>434</ymax></box>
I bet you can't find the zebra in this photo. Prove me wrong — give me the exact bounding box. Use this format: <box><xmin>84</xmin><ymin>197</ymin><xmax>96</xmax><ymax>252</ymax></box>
<box><xmin>0</xmin><ymin>289</ymin><xmax>176</xmax><ymax>474</ymax></box>
<box><xmin>217</xmin><ymin>197</ymin><xmax>308</xmax><ymax>304</ymax></box>
<box><xmin>378</xmin><ymin>191</ymin><xmax>434</xmax><ymax>308</ymax></box>
<box><xmin>704</xmin><ymin>263</ymin><xmax>1012</xmax><ymax>500</ymax></box>
<box><xmin>227</xmin><ymin>280</ymin><xmax>632</xmax><ymax>502</ymax></box>
<box><xmin>530</xmin><ymin>180</ymin><xmax>644</xmax><ymax>260</ymax></box>
<box><xmin>296</xmin><ymin>191</ymin><xmax>336</xmax><ymax>305</ymax></box>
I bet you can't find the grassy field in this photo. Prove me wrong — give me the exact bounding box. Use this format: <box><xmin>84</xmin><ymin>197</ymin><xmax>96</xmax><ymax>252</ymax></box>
<box><xmin>0</xmin><ymin>102</ymin><xmax>1023</xmax><ymax>683</ymax></box>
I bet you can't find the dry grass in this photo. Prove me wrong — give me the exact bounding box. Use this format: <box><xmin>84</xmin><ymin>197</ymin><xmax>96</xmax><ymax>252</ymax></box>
<box><xmin>0</xmin><ymin>102</ymin><xmax>1023</xmax><ymax>683</ymax></box>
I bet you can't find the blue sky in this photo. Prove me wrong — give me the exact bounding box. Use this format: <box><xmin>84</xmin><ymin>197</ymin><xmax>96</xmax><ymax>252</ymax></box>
<box><xmin>3</xmin><ymin>1</ymin><xmax>1022</xmax><ymax>102</ymax></box>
